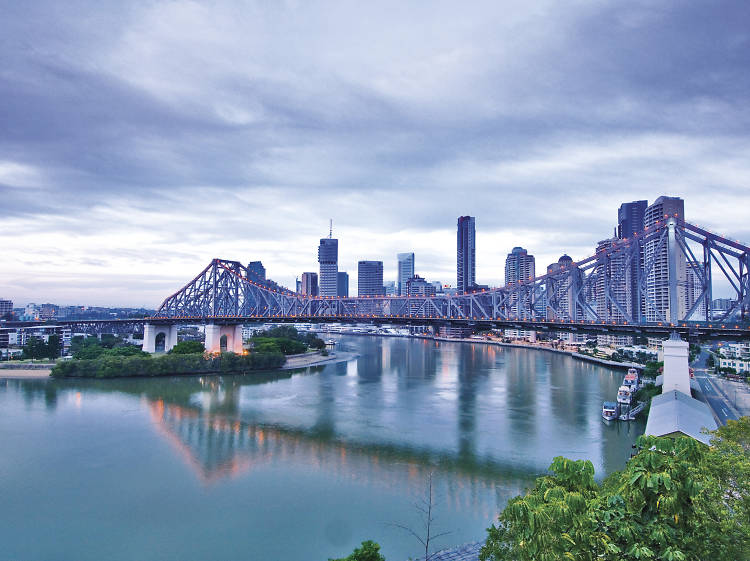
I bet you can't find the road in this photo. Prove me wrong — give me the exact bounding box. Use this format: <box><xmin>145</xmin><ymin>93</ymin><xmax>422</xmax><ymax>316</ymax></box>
<box><xmin>692</xmin><ymin>348</ymin><xmax>739</xmax><ymax>425</ymax></box>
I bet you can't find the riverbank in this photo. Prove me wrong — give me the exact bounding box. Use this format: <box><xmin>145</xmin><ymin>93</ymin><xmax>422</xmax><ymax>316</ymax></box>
<box><xmin>329</xmin><ymin>332</ymin><xmax>643</xmax><ymax>371</ymax></box>
<box><xmin>282</xmin><ymin>350</ymin><xmax>358</xmax><ymax>370</ymax></box>
<box><xmin>0</xmin><ymin>368</ymin><xmax>52</xmax><ymax>379</ymax></box>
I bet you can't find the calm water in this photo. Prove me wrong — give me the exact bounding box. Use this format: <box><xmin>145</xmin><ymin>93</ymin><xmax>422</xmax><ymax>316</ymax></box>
<box><xmin>0</xmin><ymin>335</ymin><xmax>643</xmax><ymax>561</ymax></box>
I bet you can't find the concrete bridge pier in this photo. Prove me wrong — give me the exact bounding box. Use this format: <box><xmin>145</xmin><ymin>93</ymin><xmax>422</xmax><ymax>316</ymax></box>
<box><xmin>142</xmin><ymin>323</ymin><xmax>178</xmax><ymax>354</ymax></box>
<box><xmin>661</xmin><ymin>331</ymin><xmax>691</xmax><ymax>395</ymax></box>
<box><xmin>204</xmin><ymin>324</ymin><xmax>244</xmax><ymax>354</ymax></box>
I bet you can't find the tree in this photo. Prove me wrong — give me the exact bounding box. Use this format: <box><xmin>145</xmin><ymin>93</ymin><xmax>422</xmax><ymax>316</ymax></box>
<box><xmin>480</xmin><ymin>427</ymin><xmax>750</xmax><ymax>561</ymax></box>
<box><xmin>391</xmin><ymin>472</ymin><xmax>451</xmax><ymax>560</ymax></box>
<box><xmin>169</xmin><ymin>340</ymin><xmax>205</xmax><ymax>354</ymax></box>
<box><xmin>328</xmin><ymin>540</ymin><xmax>385</xmax><ymax>561</ymax></box>
<box><xmin>46</xmin><ymin>334</ymin><xmax>61</xmax><ymax>358</ymax></box>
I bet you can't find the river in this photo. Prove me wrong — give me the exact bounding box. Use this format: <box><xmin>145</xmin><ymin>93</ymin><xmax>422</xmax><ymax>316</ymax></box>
<box><xmin>0</xmin><ymin>335</ymin><xmax>644</xmax><ymax>561</ymax></box>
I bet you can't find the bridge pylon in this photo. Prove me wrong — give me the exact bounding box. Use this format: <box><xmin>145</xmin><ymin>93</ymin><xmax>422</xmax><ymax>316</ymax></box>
<box><xmin>205</xmin><ymin>324</ymin><xmax>244</xmax><ymax>354</ymax></box>
<box><xmin>142</xmin><ymin>323</ymin><xmax>178</xmax><ymax>354</ymax></box>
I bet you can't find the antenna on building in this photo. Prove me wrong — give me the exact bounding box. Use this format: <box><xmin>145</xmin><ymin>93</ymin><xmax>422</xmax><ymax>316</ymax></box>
<box><xmin>329</xmin><ymin>219</ymin><xmax>333</xmax><ymax>239</ymax></box>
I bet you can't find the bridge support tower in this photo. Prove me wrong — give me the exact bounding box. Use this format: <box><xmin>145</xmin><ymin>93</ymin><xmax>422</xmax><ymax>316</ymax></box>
<box><xmin>661</xmin><ymin>331</ymin><xmax>691</xmax><ymax>396</ymax></box>
<box><xmin>142</xmin><ymin>323</ymin><xmax>178</xmax><ymax>354</ymax></box>
<box><xmin>205</xmin><ymin>324</ymin><xmax>244</xmax><ymax>354</ymax></box>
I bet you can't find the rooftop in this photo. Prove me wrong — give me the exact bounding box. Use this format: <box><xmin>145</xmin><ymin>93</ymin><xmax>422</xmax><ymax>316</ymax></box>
<box><xmin>645</xmin><ymin>390</ymin><xmax>717</xmax><ymax>445</ymax></box>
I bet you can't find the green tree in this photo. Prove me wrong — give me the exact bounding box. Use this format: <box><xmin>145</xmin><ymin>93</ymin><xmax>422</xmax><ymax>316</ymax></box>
<box><xmin>168</xmin><ymin>340</ymin><xmax>205</xmax><ymax>354</ymax></box>
<box><xmin>46</xmin><ymin>334</ymin><xmax>61</xmax><ymax>358</ymax></box>
<box><xmin>21</xmin><ymin>337</ymin><xmax>49</xmax><ymax>359</ymax></box>
<box><xmin>328</xmin><ymin>540</ymin><xmax>385</xmax><ymax>561</ymax></box>
<box><xmin>481</xmin><ymin>426</ymin><xmax>750</xmax><ymax>561</ymax></box>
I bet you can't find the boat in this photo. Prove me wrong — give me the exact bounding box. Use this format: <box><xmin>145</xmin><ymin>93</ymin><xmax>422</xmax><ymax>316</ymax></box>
<box><xmin>623</xmin><ymin>368</ymin><xmax>639</xmax><ymax>391</ymax></box>
<box><xmin>602</xmin><ymin>401</ymin><xmax>620</xmax><ymax>421</ymax></box>
<box><xmin>616</xmin><ymin>385</ymin><xmax>632</xmax><ymax>405</ymax></box>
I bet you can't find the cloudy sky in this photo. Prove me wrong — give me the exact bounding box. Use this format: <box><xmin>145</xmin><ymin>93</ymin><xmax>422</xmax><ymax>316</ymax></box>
<box><xmin>2</xmin><ymin>0</ymin><xmax>749</xmax><ymax>307</ymax></box>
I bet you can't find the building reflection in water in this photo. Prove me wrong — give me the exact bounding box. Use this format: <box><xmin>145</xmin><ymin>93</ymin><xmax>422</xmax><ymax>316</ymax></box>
<box><xmin>146</xmin><ymin>397</ymin><xmax>526</xmax><ymax>520</ymax></box>
<box><xmin>4</xmin><ymin>335</ymin><xmax>642</xmax><ymax>520</ymax></box>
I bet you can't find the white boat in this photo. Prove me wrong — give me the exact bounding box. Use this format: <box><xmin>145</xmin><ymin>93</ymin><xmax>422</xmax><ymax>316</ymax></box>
<box><xmin>623</xmin><ymin>370</ymin><xmax>639</xmax><ymax>391</ymax></box>
<box><xmin>602</xmin><ymin>401</ymin><xmax>620</xmax><ymax>421</ymax></box>
<box><xmin>616</xmin><ymin>385</ymin><xmax>632</xmax><ymax>405</ymax></box>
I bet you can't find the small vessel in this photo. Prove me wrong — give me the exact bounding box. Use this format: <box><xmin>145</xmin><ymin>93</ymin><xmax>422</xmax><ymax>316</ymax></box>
<box><xmin>623</xmin><ymin>368</ymin><xmax>639</xmax><ymax>391</ymax></box>
<box><xmin>616</xmin><ymin>385</ymin><xmax>632</xmax><ymax>405</ymax></box>
<box><xmin>602</xmin><ymin>401</ymin><xmax>620</xmax><ymax>421</ymax></box>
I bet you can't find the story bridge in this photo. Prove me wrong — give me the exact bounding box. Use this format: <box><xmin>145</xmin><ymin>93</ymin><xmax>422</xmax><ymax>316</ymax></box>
<box><xmin>56</xmin><ymin>217</ymin><xmax>750</xmax><ymax>351</ymax></box>
<box><xmin>135</xmin><ymin>217</ymin><xmax>750</xmax><ymax>351</ymax></box>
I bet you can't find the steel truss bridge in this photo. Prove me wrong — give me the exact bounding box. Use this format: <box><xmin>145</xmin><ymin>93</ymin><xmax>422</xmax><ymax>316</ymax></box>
<box><xmin>140</xmin><ymin>217</ymin><xmax>750</xmax><ymax>338</ymax></box>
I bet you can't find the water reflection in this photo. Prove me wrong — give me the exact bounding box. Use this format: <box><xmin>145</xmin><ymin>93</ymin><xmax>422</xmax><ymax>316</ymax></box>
<box><xmin>2</xmin><ymin>335</ymin><xmax>642</xmax><ymax>495</ymax></box>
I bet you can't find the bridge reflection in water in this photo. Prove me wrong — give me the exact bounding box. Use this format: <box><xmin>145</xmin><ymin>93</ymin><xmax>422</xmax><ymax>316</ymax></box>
<box><xmin>4</xmin><ymin>334</ymin><xmax>642</xmax><ymax>532</ymax></box>
<box><xmin>146</xmin><ymin>394</ymin><xmax>524</xmax><ymax>522</ymax></box>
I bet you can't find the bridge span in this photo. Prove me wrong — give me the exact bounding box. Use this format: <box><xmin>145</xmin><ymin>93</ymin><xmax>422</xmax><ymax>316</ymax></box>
<box><xmin>36</xmin><ymin>217</ymin><xmax>749</xmax><ymax>352</ymax></box>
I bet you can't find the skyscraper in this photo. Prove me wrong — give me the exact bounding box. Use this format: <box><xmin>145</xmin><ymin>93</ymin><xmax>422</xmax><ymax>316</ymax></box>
<box><xmin>617</xmin><ymin>200</ymin><xmax>647</xmax><ymax>321</ymax></box>
<box><xmin>505</xmin><ymin>247</ymin><xmax>535</xmax><ymax>318</ymax></box>
<box><xmin>247</xmin><ymin>261</ymin><xmax>266</xmax><ymax>281</ymax></box>
<box><xmin>644</xmin><ymin>196</ymin><xmax>686</xmax><ymax>322</ymax></box>
<box><xmin>505</xmin><ymin>247</ymin><xmax>535</xmax><ymax>285</ymax></box>
<box><xmin>397</xmin><ymin>253</ymin><xmax>415</xmax><ymax>296</ymax></box>
<box><xmin>457</xmin><ymin>216</ymin><xmax>475</xmax><ymax>293</ymax></box>
<box><xmin>301</xmin><ymin>272</ymin><xmax>318</xmax><ymax>297</ymax></box>
<box><xmin>318</xmin><ymin>237</ymin><xmax>338</xmax><ymax>297</ymax></box>
<box><xmin>685</xmin><ymin>261</ymin><xmax>706</xmax><ymax>321</ymax></box>
<box><xmin>617</xmin><ymin>200</ymin><xmax>647</xmax><ymax>239</ymax></box>
<box><xmin>358</xmin><ymin>261</ymin><xmax>385</xmax><ymax>296</ymax></box>
<box><xmin>337</xmin><ymin>271</ymin><xmax>349</xmax><ymax>298</ymax></box>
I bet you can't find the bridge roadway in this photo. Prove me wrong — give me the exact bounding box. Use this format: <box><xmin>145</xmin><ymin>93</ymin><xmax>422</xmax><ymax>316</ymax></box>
<box><xmin>21</xmin><ymin>315</ymin><xmax>750</xmax><ymax>339</ymax></box>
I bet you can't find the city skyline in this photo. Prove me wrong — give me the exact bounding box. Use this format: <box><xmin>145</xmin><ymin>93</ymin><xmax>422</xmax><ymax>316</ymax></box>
<box><xmin>2</xmin><ymin>2</ymin><xmax>750</xmax><ymax>306</ymax></box>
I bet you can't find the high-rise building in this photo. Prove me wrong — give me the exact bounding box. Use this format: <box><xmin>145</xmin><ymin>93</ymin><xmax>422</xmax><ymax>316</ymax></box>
<box><xmin>384</xmin><ymin>281</ymin><xmax>397</xmax><ymax>296</ymax></box>
<box><xmin>595</xmin><ymin>238</ymin><xmax>629</xmax><ymax>323</ymax></box>
<box><xmin>617</xmin><ymin>200</ymin><xmax>647</xmax><ymax>240</ymax></box>
<box><xmin>0</xmin><ymin>299</ymin><xmax>12</xmax><ymax>318</ymax></box>
<box><xmin>406</xmin><ymin>275</ymin><xmax>437</xmax><ymax>297</ymax></box>
<box><xmin>617</xmin><ymin>200</ymin><xmax>647</xmax><ymax>321</ymax></box>
<box><xmin>358</xmin><ymin>261</ymin><xmax>385</xmax><ymax>297</ymax></box>
<box><xmin>337</xmin><ymin>271</ymin><xmax>349</xmax><ymax>298</ymax></box>
<box><xmin>595</xmin><ymin>238</ymin><xmax>632</xmax><ymax>347</ymax></box>
<box><xmin>301</xmin><ymin>272</ymin><xmax>319</xmax><ymax>297</ymax></box>
<box><xmin>318</xmin><ymin>238</ymin><xmax>338</xmax><ymax>297</ymax></box>
<box><xmin>397</xmin><ymin>253</ymin><xmax>415</xmax><ymax>296</ymax></box>
<box><xmin>457</xmin><ymin>216</ymin><xmax>476</xmax><ymax>293</ymax></box>
<box><xmin>296</xmin><ymin>278</ymin><xmax>302</xmax><ymax>294</ymax></box>
<box><xmin>505</xmin><ymin>247</ymin><xmax>535</xmax><ymax>286</ymax></box>
<box><xmin>644</xmin><ymin>196</ymin><xmax>686</xmax><ymax>322</ymax></box>
<box><xmin>685</xmin><ymin>261</ymin><xmax>706</xmax><ymax>321</ymax></box>
<box><xmin>247</xmin><ymin>261</ymin><xmax>266</xmax><ymax>281</ymax></box>
<box><xmin>505</xmin><ymin>247</ymin><xmax>536</xmax><ymax>336</ymax></box>
<box><xmin>545</xmin><ymin>255</ymin><xmax>581</xmax><ymax>321</ymax></box>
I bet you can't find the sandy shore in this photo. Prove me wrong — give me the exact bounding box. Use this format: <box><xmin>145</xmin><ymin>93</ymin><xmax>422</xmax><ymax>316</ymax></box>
<box><xmin>282</xmin><ymin>351</ymin><xmax>357</xmax><ymax>370</ymax></box>
<box><xmin>0</xmin><ymin>368</ymin><xmax>51</xmax><ymax>379</ymax></box>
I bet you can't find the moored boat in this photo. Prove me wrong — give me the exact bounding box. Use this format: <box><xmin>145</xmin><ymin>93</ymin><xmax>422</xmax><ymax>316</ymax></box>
<box><xmin>616</xmin><ymin>385</ymin><xmax>632</xmax><ymax>405</ymax></box>
<box><xmin>602</xmin><ymin>401</ymin><xmax>620</xmax><ymax>421</ymax></box>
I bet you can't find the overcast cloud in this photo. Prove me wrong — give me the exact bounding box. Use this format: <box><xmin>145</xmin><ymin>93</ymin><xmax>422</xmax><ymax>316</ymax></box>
<box><xmin>1</xmin><ymin>0</ymin><xmax>749</xmax><ymax>306</ymax></box>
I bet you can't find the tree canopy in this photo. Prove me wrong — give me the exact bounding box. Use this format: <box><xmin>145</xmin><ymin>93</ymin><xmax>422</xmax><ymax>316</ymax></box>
<box><xmin>328</xmin><ymin>540</ymin><xmax>385</xmax><ymax>561</ymax></box>
<box><xmin>21</xmin><ymin>335</ymin><xmax>61</xmax><ymax>360</ymax></box>
<box><xmin>168</xmin><ymin>340</ymin><xmax>205</xmax><ymax>354</ymax></box>
<box><xmin>480</xmin><ymin>419</ymin><xmax>750</xmax><ymax>561</ymax></box>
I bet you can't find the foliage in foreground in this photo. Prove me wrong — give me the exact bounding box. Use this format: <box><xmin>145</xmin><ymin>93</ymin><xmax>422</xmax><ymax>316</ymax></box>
<box><xmin>480</xmin><ymin>418</ymin><xmax>750</xmax><ymax>561</ymax></box>
<box><xmin>50</xmin><ymin>351</ymin><xmax>285</xmax><ymax>378</ymax></box>
<box><xmin>328</xmin><ymin>540</ymin><xmax>385</xmax><ymax>561</ymax></box>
